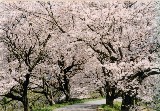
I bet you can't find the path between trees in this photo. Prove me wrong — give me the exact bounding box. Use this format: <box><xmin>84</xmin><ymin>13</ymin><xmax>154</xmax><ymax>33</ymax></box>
<box><xmin>54</xmin><ymin>98</ymin><xmax>122</xmax><ymax>111</ymax></box>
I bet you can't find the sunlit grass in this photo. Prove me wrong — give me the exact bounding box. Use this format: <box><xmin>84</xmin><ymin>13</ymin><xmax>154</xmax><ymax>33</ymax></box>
<box><xmin>98</xmin><ymin>101</ymin><xmax>121</xmax><ymax>111</ymax></box>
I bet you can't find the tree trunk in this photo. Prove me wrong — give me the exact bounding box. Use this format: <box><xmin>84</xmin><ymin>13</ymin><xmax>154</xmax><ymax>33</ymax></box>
<box><xmin>106</xmin><ymin>96</ymin><xmax>114</xmax><ymax>106</ymax></box>
<box><xmin>63</xmin><ymin>75</ymin><xmax>71</xmax><ymax>101</ymax></box>
<box><xmin>48</xmin><ymin>95</ymin><xmax>55</xmax><ymax>106</ymax></box>
<box><xmin>105</xmin><ymin>83</ymin><xmax>116</xmax><ymax>107</ymax></box>
<box><xmin>23</xmin><ymin>100</ymin><xmax>28</xmax><ymax>111</ymax></box>
<box><xmin>48</xmin><ymin>99</ymin><xmax>55</xmax><ymax>106</ymax></box>
<box><xmin>105</xmin><ymin>88</ymin><xmax>115</xmax><ymax>106</ymax></box>
<box><xmin>64</xmin><ymin>84</ymin><xmax>71</xmax><ymax>101</ymax></box>
<box><xmin>121</xmin><ymin>94</ymin><xmax>134</xmax><ymax>111</ymax></box>
<box><xmin>23</xmin><ymin>74</ymin><xmax>30</xmax><ymax>111</ymax></box>
<box><xmin>98</xmin><ymin>87</ymin><xmax>105</xmax><ymax>97</ymax></box>
<box><xmin>65</xmin><ymin>92</ymin><xmax>70</xmax><ymax>101</ymax></box>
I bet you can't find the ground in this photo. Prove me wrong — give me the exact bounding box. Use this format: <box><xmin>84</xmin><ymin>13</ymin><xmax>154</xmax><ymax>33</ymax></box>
<box><xmin>54</xmin><ymin>98</ymin><xmax>122</xmax><ymax>111</ymax></box>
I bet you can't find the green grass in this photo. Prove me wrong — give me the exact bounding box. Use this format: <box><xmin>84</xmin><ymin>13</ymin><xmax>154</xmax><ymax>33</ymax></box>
<box><xmin>98</xmin><ymin>101</ymin><xmax>121</xmax><ymax>111</ymax></box>
<box><xmin>33</xmin><ymin>97</ymin><xmax>103</xmax><ymax>111</ymax></box>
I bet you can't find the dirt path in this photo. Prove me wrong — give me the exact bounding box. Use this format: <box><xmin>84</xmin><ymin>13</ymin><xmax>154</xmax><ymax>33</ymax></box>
<box><xmin>54</xmin><ymin>98</ymin><xmax>121</xmax><ymax>111</ymax></box>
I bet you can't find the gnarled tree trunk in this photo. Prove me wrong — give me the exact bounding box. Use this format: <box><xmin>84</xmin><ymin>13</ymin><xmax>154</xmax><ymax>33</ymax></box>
<box><xmin>105</xmin><ymin>83</ymin><xmax>117</xmax><ymax>107</ymax></box>
<box><xmin>106</xmin><ymin>95</ymin><xmax>114</xmax><ymax>106</ymax></box>
<box><xmin>63</xmin><ymin>75</ymin><xmax>71</xmax><ymax>101</ymax></box>
<box><xmin>22</xmin><ymin>74</ymin><xmax>30</xmax><ymax>111</ymax></box>
<box><xmin>121</xmin><ymin>94</ymin><xmax>135</xmax><ymax>111</ymax></box>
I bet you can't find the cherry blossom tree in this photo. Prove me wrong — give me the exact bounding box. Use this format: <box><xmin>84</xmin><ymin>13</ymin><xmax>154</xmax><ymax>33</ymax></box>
<box><xmin>72</xmin><ymin>1</ymin><xmax>160</xmax><ymax>110</ymax></box>
<box><xmin>0</xmin><ymin>1</ymin><xmax>160</xmax><ymax>111</ymax></box>
<box><xmin>0</xmin><ymin>4</ymin><xmax>54</xmax><ymax>110</ymax></box>
<box><xmin>0</xmin><ymin>1</ymin><xmax>90</xmax><ymax>109</ymax></box>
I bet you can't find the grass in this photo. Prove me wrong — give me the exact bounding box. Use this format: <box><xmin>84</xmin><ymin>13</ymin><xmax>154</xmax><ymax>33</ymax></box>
<box><xmin>98</xmin><ymin>102</ymin><xmax>154</xmax><ymax>111</ymax></box>
<box><xmin>97</xmin><ymin>101</ymin><xmax>121</xmax><ymax>111</ymax></box>
<box><xmin>33</xmin><ymin>97</ymin><xmax>103</xmax><ymax>111</ymax></box>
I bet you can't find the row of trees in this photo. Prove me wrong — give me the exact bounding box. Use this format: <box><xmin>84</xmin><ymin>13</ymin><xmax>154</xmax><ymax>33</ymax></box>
<box><xmin>0</xmin><ymin>1</ymin><xmax>160</xmax><ymax>111</ymax></box>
